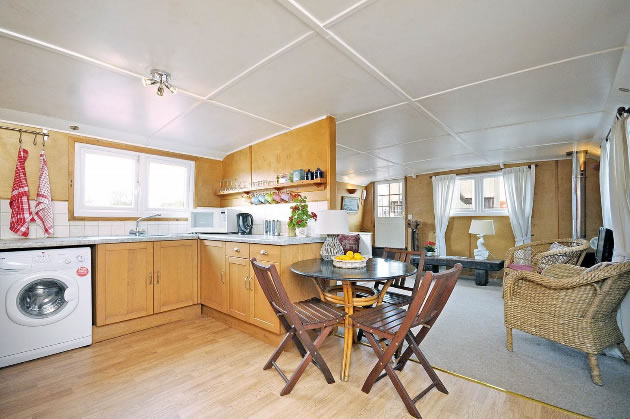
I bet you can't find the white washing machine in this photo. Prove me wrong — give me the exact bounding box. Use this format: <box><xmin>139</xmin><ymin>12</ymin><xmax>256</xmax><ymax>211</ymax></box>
<box><xmin>0</xmin><ymin>247</ymin><xmax>92</xmax><ymax>368</ymax></box>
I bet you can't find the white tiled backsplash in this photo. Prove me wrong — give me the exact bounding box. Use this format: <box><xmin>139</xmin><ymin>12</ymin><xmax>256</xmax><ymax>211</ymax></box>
<box><xmin>0</xmin><ymin>200</ymin><xmax>188</xmax><ymax>240</ymax></box>
<box><xmin>230</xmin><ymin>200</ymin><xmax>328</xmax><ymax>235</ymax></box>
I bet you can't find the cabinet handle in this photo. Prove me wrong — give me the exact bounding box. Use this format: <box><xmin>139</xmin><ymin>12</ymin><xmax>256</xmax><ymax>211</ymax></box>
<box><xmin>157</xmin><ymin>271</ymin><xmax>161</xmax><ymax>284</ymax></box>
<box><xmin>221</xmin><ymin>271</ymin><xmax>224</xmax><ymax>284</ymax></box>
<box><xmin>250</xmin><ymin>276</ymin><xmax>254</xmax><ymax>290</ymax></box>
<box><xmin>148</xmin><ymin>272</ymin><xmax>153</xmax><ymax>285</ymax></box>
<box><xmin>244</xmin><ymin>275</ymin><xmax>248</xmax><ymax>289</ymax></box>
<box><xmin>259</xmin><ymin>249</ymin><xmax>268</xmax><ymax>255</ymax></box>
<box><xmin>234</xmin><ymin>247</ymin><xmax>240</xmax><ymax>252</ymax></box>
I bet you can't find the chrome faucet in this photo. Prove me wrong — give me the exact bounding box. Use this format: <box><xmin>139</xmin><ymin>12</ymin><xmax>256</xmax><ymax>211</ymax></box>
<box><xmin>129</xmin><ymin>213</ymin><xmax>161</xmax><ymax>236</ymax></box>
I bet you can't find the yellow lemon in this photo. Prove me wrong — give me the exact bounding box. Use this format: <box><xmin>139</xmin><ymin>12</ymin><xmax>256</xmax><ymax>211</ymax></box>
<box><xmin>346</xmin><ymin>251</ymin><xmax>354</xmax><ymax>257</ymax></box>
<box><xmin>354</xmin><ymin>253</ymin><xmax>362</xmax><ymax>260</ymax></box>
<box><xmin>335</xmin><ymin>255</ymin><xmax>344</xmax><ymax>260</ymax></box>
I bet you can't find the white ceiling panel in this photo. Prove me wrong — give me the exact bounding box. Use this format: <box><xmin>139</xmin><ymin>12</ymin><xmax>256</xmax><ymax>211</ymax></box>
<box><xmin>213</xmin><ymin>35</ymin><xmax>402</xmax><ymax>127</ymax></box>
<box><xmin>336</xmin><ymin>145</ymin><xmax>360</xmax><ymax>159</ymax></box>
<box><xmin>296</xmin><ymin>0</ymin><xmax>362</xmax><ymax>23</ymax></box>
<box><xmin>331</xmin><ymin>0</ymin><xmax>630</xmax><ymax>98</ymax></box>
<box><xmin>0</xmin><ymin>0</ymin><xmax>311</xmax><ymax>94</ymax></box>
<box><xmin>337</xmin><ymin>152</ymin><xmax>393</xmax><ymax>175</ymax></box>
<box><xmin>150</xmin><ymin>101</ymin><xmax>285</xmax><ymax>156</ymax></box>
<box><xmin>340</xmin><ymin>164</ymin><xmax>410</xmax><ymax>186</ymax></box>
<box><xmin>483</xmin><ymin>143</ymin><xmax>575</xmax><ymax>164</ymax></box>
<box><xmin>0</xmin><ymin>36</ymin><xmax>200</xmax><ymax>141</ymax></box>
<box><xmin>460</xmin><ymin>112</ymin><xmax>604</xmax><ymax>152</ymax></box>
<box><xmin>406</xmin><ymin>154</ymin><xmax>488</xmax><ymax>175</ymax></box>
<box><xmin>419</xmin><ymin>51</ymin><xmax>622</xmax><ymax>133</ymax></box>
<box><xmin>373</xmin><ymin>135</ymin><xmax>460</xmax><ymax>164</ymax></box>
<box><xmin>336</xmin><ymin>103</ymin><xmax>447</xmax><ymax>150</ymax></box>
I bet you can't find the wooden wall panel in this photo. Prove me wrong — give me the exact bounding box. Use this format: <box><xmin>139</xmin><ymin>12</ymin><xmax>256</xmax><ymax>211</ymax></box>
<box><xmin>531</xmin><ymin>161</ymin><xmax>559</xmax><ymax>242</ymax></box>
<box><xmin>335</xmin><ymin>182</ymin><xmax>365</xmax><ymax>232</ymax></box>
<box><xmin>195</xmin><ymin>157</ymin><xmax>222</xmax><ymax>208</ymax></box>
<box><xmin>557</xmin><ymin>159</ymin><xmax>573</xmax><ymax>239</ymax></box>
<box><xmin>585</xmin><ymin>158</ymin><xmax>603</xmax><ymax>239</ymax></box>
<box><xmin>0</xmin><ymin>123</ymin><xmax>69</xmax><ymax>200</ymax></box>
<box><xmin>361</xmin><ymin>183</ymin><xmax>375</xmax><ymax>245</ymax></box>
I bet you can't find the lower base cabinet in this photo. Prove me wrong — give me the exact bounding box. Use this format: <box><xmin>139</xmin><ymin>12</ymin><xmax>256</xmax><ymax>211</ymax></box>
<box><xmin>95</xmin><ymin>240</ymin><xmax>198</xmax><ymax>327</ymax></box>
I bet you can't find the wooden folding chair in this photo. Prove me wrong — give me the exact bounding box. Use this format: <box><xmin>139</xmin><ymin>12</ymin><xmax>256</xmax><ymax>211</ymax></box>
<box><xmin>351</xmin><ymin>263</ymin><xmax>462</xmax><ymax>418</ymax></box>
<box><xmin>250</xmin><ymin>258</ymin><xmax>345</xmax><ymax>396</ymax></box>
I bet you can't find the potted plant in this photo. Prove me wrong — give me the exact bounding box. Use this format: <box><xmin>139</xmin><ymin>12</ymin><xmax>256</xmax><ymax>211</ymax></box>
<box><xmin>288</xmin><ymin>195</ymin><xmax>317</xmax><ymax>237</ymax></box>
<box><xmin>424</xmin><ymin>241</ymin><xmax>436</xmax><ymax>256</ymax></box>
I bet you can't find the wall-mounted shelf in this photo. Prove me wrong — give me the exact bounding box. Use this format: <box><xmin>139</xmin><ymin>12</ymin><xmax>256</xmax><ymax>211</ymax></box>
<box><xmin>216</xmin><ymin>178</ymin><xmax>326</xmax><ymax>196</ymax></box>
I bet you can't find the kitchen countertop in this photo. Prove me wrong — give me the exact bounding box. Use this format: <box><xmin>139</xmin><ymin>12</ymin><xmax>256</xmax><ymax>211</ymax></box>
<box><xmin>0</xmin><ymin>233</ymin><xmax>324</xmax><ymax>250</ymax></box>
<box><xmin>197</xmin><ymin>234</ymin><xmax>325</xmax><ymax>245</ymax></box>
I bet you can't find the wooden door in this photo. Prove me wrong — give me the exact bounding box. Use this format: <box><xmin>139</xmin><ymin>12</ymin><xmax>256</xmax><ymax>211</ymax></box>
<box><xmin>95</xmin><ymin>242</ymin><xmax>154</xmax><ymax>326</ymax></box>
<box><xmin>226</xmin><ymin>256</ymin><xmax>250</xmax><ymax>322</ymax></box>
<box><xmin>154</xmin><ymin>240</ymin><xmax>198</xmax><ymax>313</ymax></box>
<box><xmin>200</xmin><ymin>240</ymin><xmax>226</xmax><ymax>313</ymax></box>
<box><xmin>249</xmin><ymin>262</ymin><xmax>280</xmax><ymax>333</ymax></box>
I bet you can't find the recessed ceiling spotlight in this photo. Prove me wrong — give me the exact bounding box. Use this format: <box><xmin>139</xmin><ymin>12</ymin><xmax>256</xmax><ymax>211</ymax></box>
<box><xmin>619</xmin><ymin>87</ymin><xmax>630</xmax><ymax>92</ymax></box>
<box><xmin>69</xmin><ymin>125</ymin><xmax>79</xmax><ymax>131</ymax></box>
<box><xmin>142</xmin><ymin>69</ymin><xmax>177</xmax><ymax>96</ymax></box>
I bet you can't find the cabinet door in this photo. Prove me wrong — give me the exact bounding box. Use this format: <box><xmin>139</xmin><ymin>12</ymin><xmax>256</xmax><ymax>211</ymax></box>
<box><xmin>249</xmin><ymin>262</ymin><xmax>281</xmax><ymax>333</ymax></box>
<box><xmin>200</xmin><ymin>240</ymin><xmax>226</xmax><ymax>313</ymax></box>
<box><xmin>154</xmin><ymin>240</ymin><xmax>198</xmax><ymax>313</ymax></box>
<box><xmin>226</xmin><ymin>256</ymin><xmax>250</xmax><ymax>322</ymax></box>
<box><xmin>95</xmin><ymin>242</ymin><xmax>154</xmax><ymax>326</ymax></box>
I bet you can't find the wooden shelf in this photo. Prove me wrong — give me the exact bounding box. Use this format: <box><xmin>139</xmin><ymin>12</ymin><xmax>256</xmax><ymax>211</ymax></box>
<box><xmin>216</xmin><ymin>178</ymin><xmax>326</xmax><ymax>196</ymax></box>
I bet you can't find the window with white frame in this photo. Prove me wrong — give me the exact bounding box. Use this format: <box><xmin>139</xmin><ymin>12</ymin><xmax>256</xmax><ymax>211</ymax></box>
<box><xmin>451</xmin><ymin>173</ymin><xmax>507</xmax><ymax>216</ymax></box>
<box><xmin>376</xmin><ymin>180</ymin><xmax>404</xmax><ymax>217</ymax></box>
<box><xmin>74</xmin><ymin>143</ymin><xmax>194</xmax><ymax>218</ymax></box>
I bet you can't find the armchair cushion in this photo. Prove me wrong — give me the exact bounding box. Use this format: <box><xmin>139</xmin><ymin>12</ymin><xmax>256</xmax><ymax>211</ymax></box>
<box><xmin>507</xmin><ymin>263</ymin><xmax>533</xmax><ymax>271</ymax></box>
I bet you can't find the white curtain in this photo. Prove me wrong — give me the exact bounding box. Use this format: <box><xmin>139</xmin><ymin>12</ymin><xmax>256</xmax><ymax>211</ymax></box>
<box><xmin>502</xmin><ymin>166</ymin><xmax>536</xmax><ymax>246</ymax></box>
<box><xmin>600</xmin><ymin>114</ymin><xmax>630</xmax><ymax>355</ymax></box>
<box><xmin>432</xmin><ymin>174</ymin><xmax>456</xmax><ymax>257</ymax></box>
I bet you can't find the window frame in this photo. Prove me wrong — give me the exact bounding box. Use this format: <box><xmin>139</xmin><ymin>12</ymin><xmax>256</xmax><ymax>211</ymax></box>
<box><xmin>375</xmin><ymin>179</ymin><xmax>405</xmax><ymax>219</ymax></box>
<box><xmin>74</xmin><ymin>143</ymin><xmax>194</xmax><ymax>219</ymax></box>
<box><xmin>450</xmin><ymin>172</ymin><xmax>508</xmax><ymax>217</ymax></box>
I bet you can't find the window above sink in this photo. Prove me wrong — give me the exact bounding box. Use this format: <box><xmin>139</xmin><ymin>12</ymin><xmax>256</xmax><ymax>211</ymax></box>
<box><xmin>73</xmin><ymin>143</ymin><xmax>194</xmax><ymax>218</ymax></box>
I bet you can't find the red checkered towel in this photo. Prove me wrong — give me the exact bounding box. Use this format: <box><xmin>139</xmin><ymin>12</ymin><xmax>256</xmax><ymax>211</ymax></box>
<box><xmin>9</xmin><ymin>147</ymin><xmax>33</xmax><ymax>237</ymax></box>
<box><xmin>34</xmin><ymin>149</ymin><xmax>53</xmax><ymax>237</ymax></box>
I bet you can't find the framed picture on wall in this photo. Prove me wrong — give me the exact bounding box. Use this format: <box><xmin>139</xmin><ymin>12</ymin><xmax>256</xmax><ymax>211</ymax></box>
<box><xmin>341</xmin><ymin>196</ymin><xmax>360</xmax><ymax>213</ymax></box>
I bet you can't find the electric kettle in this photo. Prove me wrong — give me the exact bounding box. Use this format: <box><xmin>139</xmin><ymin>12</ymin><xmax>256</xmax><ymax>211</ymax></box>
<box><xmin>237</xmin><ymin>213</ymin><xmax>253</xmax><ymax>235</ymax></box>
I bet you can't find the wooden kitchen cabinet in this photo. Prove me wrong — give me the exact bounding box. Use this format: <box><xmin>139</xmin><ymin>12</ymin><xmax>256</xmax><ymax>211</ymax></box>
<box><xmin>95</xmin><ymin>242</ymin><xmax>154</xmax><ymax>326</ymax></box>
<box><xmin>249</xmin><ymin>262</ymin><xmax>280</xmax><ymax>333</ymax></box>
<box><xmin>226</xmin><ymin>256</ymin><xmax>250</xmax><ymax>322</ymax></box>
<box><xmin>200</xmin><ymin>240</ymin><xmax>226</xmax><ymax>313</ymax></box>
<box><xmin>154</xmin><ymin>240</ymin><xmax>198</xmax><ymax>313</ymax></box>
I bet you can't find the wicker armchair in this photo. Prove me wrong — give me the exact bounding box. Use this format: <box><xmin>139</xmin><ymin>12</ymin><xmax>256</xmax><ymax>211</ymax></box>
<box><xmin>503</xmin><ymin>239</ymin><xmax>590</xmax><ymax>279</ymax></box>
<box><xmin>504</xmin><ymin>262</ymin><xmax>630</xmax><ymax>385</ymax></box>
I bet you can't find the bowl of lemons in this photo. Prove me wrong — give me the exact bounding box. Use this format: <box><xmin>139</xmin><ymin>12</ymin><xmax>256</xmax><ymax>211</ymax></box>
<box><xmin>332</xmin><ymin>251</ymin><xmax>367</xmax><ymax>268</ymax></box>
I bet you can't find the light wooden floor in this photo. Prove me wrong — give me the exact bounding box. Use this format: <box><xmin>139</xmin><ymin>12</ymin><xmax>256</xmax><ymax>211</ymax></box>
<box><xmin>0</xmin><ymin>317</ymin><xmax>576</xmax><ymax>418</ymax></box>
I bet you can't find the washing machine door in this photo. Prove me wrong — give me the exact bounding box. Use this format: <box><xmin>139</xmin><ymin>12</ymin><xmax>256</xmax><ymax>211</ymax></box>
<box><xmin>6</xmin><ymin>272</ymin><xmax>79</xmax><ymax>327</ymax></box>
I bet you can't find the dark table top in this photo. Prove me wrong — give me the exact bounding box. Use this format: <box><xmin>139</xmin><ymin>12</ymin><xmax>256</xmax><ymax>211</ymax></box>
<box><xmin>411</xmin><ymin>255</ymin><xmax>504</xmax><ymax>271</ymax></box>
<box><xmin>290</xmin><ymin>258</ymin><xmax>417</xmax><ymax>282</ymax></box>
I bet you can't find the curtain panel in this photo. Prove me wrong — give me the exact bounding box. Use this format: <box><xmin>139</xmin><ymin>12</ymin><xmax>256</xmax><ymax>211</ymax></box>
<box><xmin>432</xmin><ymin>174</ymin><xmax>456</xmax><ymax>257</ymax></box>
<box><xmin>502</xmin><ymin>166</ymin><xmax>535</xmax><ymax>246</ymax></box>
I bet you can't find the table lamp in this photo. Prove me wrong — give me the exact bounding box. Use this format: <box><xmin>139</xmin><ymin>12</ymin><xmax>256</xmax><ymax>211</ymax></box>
<box><xmin>469</xmin><ymin>220</ymin><xmax>495</xmax><ymax>260</ymax></box>
<box><xmin>316</xmin><ymin>210</ymin><xmax>349</xmax><ymax>260</ymax></box>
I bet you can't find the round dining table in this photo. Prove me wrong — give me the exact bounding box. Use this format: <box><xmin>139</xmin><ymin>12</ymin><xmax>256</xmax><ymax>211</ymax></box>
<box><xmin>290</xmin><ymin>257</ymin><xmax>417</xmax><ymax>381</ymax></box>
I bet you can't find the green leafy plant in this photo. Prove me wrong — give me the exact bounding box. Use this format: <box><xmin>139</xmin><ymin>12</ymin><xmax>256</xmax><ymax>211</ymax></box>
<box><xmin>288</xmin><ymin>195</ymin><xmax>317</xmax><ymax>229</ymax></box>
<box><xmin>424</xmin><ymin>241</ymin><xmax>436</xmax><ymax>252</ymax></box>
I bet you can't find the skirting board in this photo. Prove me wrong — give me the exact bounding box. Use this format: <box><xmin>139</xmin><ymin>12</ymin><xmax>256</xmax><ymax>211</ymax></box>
<box><xmin>93</xmin><ymin>305</ymin><xmax>202</xmax><ymax>343</ymax></box>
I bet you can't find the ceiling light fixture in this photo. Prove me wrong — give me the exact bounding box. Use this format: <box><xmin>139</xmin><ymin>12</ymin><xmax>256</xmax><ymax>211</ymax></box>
<box><xmin>142</xmin><ymin>69</ymin><xmax>177</xmax><ymax>96</ymax></box>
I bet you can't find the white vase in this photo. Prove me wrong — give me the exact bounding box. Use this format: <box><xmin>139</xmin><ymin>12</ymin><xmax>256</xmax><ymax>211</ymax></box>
<box><xmin>296</xmin><ymin>227</ymin><xmax>307</xmax><ymax>237</ymax></box>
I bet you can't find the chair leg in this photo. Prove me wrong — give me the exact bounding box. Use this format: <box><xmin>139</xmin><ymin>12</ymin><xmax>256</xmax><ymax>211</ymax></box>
<box><xmin>405</xmin><ymin>332</ymin><xmax>448</xmax><ymax>394</ymax></box>
<box><xmin>264</xmin><ymin>327</ymin><xmax>295</xmax><ymax>370</ymax></box>
<box><xmin>280</xmin><ymin>325</ymin><xmax>335</xmax><ymax>396</ymax></box>
<box><xmin>587</xmin><ymin>353</ymin><xmax>603</xmax><ymax>386</ymax></box>
<box><xmin>619</xmin><ymin>343</ymin><xmax>630</xmax><ymax>364</ymax></box>
<box><xmin>506</xmin><ymin>327</ymin><xmax>513</xmax><ymax>351</ymax></box>
<box><xmin>363</xmin><ymin>332</ymin><xmax>422</xmax><ymax>419</ymax></box>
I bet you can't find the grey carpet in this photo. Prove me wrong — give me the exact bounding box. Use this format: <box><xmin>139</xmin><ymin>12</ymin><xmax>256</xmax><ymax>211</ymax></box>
<box><xmin>416</xmin><ymin>279</ymin><xmax>630</xmax><ymax>419</ymax></box>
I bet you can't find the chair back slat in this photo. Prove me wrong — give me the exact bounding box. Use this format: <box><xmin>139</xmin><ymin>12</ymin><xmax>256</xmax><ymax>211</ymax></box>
<box><xmin>383</xmin><ymin>248</ymin><xmax>426</xmax><ymax>293</ymax></box>
<box><xmin>401</xmin><ymin>263</ymin><xmax>462</xmax><ymax>335</ymax></box>
<box><xmin>251</xmin><ymin>259</ymin><xmax>302</xmax><ymax>327</ymax></box>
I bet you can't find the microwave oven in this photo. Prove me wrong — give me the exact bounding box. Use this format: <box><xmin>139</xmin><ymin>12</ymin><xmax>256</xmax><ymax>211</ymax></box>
<box><xmin>189</xmin><ymin>208</ymin><xmax>239</xmax><ymax>233</ymax></box>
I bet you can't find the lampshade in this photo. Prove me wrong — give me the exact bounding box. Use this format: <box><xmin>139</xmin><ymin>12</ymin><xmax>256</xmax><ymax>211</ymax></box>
<box><xmin>469</xmin><ymin>220</ymin><xmax>495</xmax><ymax>235</ymax></box>
<box><xmin>316</xmin><ymin>210</ymin><xmax>349</xmax><ymax>235</ymax></box>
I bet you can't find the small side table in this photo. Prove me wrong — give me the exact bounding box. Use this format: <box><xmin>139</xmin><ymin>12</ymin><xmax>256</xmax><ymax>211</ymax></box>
<box><xmin>418</xmin><ymin>256</ymin><xmax>504</xmax><ymax>286</ymax></box>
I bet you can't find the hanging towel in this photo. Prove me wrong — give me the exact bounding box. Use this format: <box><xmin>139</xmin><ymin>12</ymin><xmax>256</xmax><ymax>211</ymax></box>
<box><xmin>9</xmin><ymin>147</ymin><xmax>33</xmax><ymax>237</ymax></box>
<box><xmin>34</xmin><ymin>149</ymin><xmax>53</xmax><ymax>236</ymax></box>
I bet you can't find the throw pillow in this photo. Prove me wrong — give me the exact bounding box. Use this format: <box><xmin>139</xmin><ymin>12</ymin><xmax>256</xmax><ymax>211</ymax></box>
<box><xmin>338</xmin><ymin>234</ymin><xmax>360</xmax><ymax>254</ymax></box>
<box><xmin>538</xmin><ymin>242</ymin><xmax>572</xmax><ymax>271</ymax></box>
<box><xmin>585</xmin><ymin>262</ymin><xmax>615</xmax><ymax>272</ymax></box>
